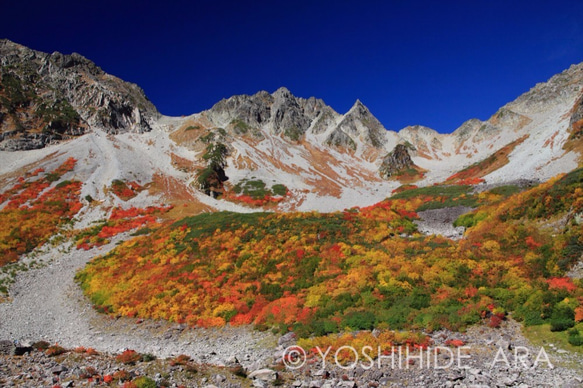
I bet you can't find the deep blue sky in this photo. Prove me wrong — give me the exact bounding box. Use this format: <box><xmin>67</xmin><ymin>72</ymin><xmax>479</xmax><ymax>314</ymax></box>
<box><xmin>1</xmin><ymin>1</ymin><xmax>582</xmax><ymax>133</ymax></box>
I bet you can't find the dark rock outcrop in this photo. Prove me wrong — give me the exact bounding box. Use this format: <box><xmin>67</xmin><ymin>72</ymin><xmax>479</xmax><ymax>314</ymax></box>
<box><xmin>379</xmin><ymin>143</ymin><xmax>414</xmax><ymax>178</ymax></box>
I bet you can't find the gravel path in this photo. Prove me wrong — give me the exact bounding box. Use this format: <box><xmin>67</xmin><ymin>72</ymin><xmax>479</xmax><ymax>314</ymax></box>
<box><xmin>0</xmin><ymin>238</ymin><xmax>276</xmax><ymax>369</ymax></box>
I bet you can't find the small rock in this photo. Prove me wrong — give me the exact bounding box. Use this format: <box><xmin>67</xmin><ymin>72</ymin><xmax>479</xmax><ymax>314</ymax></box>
<box><xmin>468</xmin><ymin>368</ymin><xmax>481</xmax><ymax>376</ymax></box>
<box><xmin>278</xmin><ymin>332</ymin><xmax>297</xmax><ymax>346</ymax></box>
<box><xmin>309</xmin><ymin>380</ymin><xmax>323</xmax><ymax>388</ymax></box>
<box><xmin>313</xmin><ymin>369</ymin><xmax>330</xmax><ymax>378</ymax></box>
<box><xmin>214</xmin><ymin>374</ymin><xmax>226</xmax><ymax>383</ymax></box>
<box><xmin>226</xmin><ymin>355</ymin><xmax>239</xmax><ymax>366</ymax></box>
<box><xmin>253</xmin><ymin>380</ymin><xmax>268</xmax><ymax>388</ymax></box>
<box><xmin>498</xmin><ymin>375</ymin><xmax>517</xmax><ymax>386</ymax></box>
<box><xmin>447</xmin><ymin>370</ymin><xmax>464</xmax><ymax>381</ymax></box>
<box><xmin>50</xmin><ymin>365</ymin><xmax>68</xmax><ymax>374</ymax></box>
<box><xmin>248</xmin><ymin>368</ymin><xmax>278</xmax><ymax>382</ymax></box>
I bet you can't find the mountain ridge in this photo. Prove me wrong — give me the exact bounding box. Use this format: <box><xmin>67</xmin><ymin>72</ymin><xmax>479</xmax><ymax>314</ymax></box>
<box><xmin>0</xmin><ymin>39</ymin><xmax>158</xmax><ymax>150</ymax></box>
<box><xmin>0</xmin><ymin>39</ymin><xmax>582</xmax><ymax>214</ymax></box>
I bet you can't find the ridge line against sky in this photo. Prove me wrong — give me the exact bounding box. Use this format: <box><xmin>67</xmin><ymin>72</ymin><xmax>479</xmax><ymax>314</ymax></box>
<box><xmin>1</xmin><ymin>0</ymin><xmax>582</xmax><ymax>133</ymax></box>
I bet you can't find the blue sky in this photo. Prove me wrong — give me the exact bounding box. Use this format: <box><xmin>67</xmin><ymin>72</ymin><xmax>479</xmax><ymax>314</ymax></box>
<box><xmin>1</xmin><ymin>0</ymin><xmax>582</xmax><ymax>133</ymax></box>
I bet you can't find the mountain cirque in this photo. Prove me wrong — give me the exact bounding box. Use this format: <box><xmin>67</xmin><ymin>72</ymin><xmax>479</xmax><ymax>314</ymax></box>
<box><xmin>1</xmin><ymin>40</ymin><xmax>583</xmax><ymax>388</ymax></box>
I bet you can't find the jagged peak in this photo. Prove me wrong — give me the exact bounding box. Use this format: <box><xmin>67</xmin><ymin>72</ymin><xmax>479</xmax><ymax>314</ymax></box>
<box><xmin>272</xmin><ymin>86</ymin><xmax>292</xmax><ymax>96</ymax></box>
<box><xmin>347</xmin><ymin>99</ymin><xmax>368</xmax><ymax>114</ymax></box>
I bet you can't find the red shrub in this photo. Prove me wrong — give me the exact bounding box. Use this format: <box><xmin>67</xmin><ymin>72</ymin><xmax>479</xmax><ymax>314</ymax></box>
<box><xmin>445</xmin><ymin>339</ymin><xmax>465</xmax><ymax>347</ymax></box>
<box><xmin>115</xmin><ymin>349</ymin><xmax>142</xmax><ymax>365</ymax></box>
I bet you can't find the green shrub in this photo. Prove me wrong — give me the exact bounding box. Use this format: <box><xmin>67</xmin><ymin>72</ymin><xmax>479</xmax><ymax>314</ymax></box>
<box><xmin>231</xmin><ymin>119</ymin><xmax>250</xmax><ymax>134</ymax></box>
<box><xmin>550</xmin><ymin>318</ymin><xmax>575</xmax><ymax>332</ymax></box>
<box><xmin>309</xmin><ymin>319</ymin><xmax>339</xmax><ymax>337</ymax></box>
<box><xmin>199</xmin><ymin>132</ymin><xmax>214</xmax><ymax>143</ymax></box>
<box><xmin>568</xmin><ymin>329</ymin><xmax>583</xmax><ymax>346</ymax></box>
<box><xmin>141</xmin><ymin>353</ymin><xmax>156</xmax><ymax>362</ymax></box>
<box><xmin>55</xmin><ymin>180</ymin><xmax>72</xmax><ymax>188</ymax></box>
<box><xmin>133</xmin><ymin>376</ymin><xmax>157</xmax><ymax>388</ymax></box>
<box><xmin>341</xmin><ymin>310</ymin><xmax>376</xmax><ymax>330</ymax></box>
<box><xmin>549</xmin><ymin>305</ymin><xmax>575</xmax><ymax>332</ymax></box>
<box><xmin>45</xmin><ymin>172</ymin><xmax>60</xmax><ymax>182</ymax></box>
<box><xmin>272</xmin><ymin>184</ymin><xmax>288</xmax><ymax>196</ymax></box>
<box><xmin>488</xmin><ymin>185</ymin><xmax>521</xmax><ymax>197</ymax></box>
<box><xmin>454</xmin><ymin>211</ymin><xmax>488</xmax><ymax>228</ymax></box>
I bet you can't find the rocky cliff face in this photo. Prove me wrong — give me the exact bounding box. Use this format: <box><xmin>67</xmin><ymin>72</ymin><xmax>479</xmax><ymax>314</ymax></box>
<box><xmin>0</xmin><ymin>39</ymin><xmax>158</xmax><ymax>150</ymax></box>
<box><xmin>205</xmin><ymin>88</ymin><xmax>390</xmax><ymax>151</ymax></box>
<box><xmin>205</xmin><ymin>87</ymin><xmax>334</xmax><ymax>140</ymax></box>
<box><xmin>379</xmin><ymin>143</ymin><xmax>415</xmax><ymax>178</ymax></box>
<box><xmin>325</xmin><ymin>100</ymin><xmax>387</xmax><ymax>150</ymax></box>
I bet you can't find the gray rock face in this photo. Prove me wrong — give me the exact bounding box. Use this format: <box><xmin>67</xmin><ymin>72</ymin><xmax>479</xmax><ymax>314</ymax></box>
<box><xmin>326</xmin><ymin>100</ymin><xmax>387</xmax><ymax>149</ymax></box>
<box><xmin>206</xmin><ymin>88</ymin><xmax>389</xmax><ymax>149</ymax></box>
<box><xmin>0</xmin><ymin>39</ymin><xmax>159</xmax><ymax>151</ymax></box>
<box><xmin>452</xmin><ymin>118</ymin><xmax>484</xmax><ymax>145</ymax></box>
<box><xmin>271</xmin><ymin>87</ymin><xmax>312</xmax><ymax>136</ymax></box>
<box><xmin>511</xmin><ymin>62</ymin><xmax>583</xmax><ymax>112</ymax></box>
<box><xmin>379</xmin><ymin>143</ymin><xmax>414</xmax><ymax>179</ymax></box>
<box><xmin>207</xmin><ymin>87</ymin><xmax>332</xmax><ymax>140</ymax></box>
<box><xmin>326</xmin><ymin>127</ymin><xmax>356</xmax><ymax>150</ymax></box>
<box><xmin>207</xmin><ymin>90</ymin><xmax>274</xmax><ymax>130</ymax></box>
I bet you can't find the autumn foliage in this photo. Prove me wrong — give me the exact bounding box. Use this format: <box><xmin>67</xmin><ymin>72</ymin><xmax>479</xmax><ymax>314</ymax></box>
<box><xmin>76</xmin><ymin>168</ymin><xmax>583</xmax><ymax>341</ymax></box>
<box><xmin>110</xmin><ymin>179</ymin><xmax>143</xmax><ymax>201</ymax></box>
<box><xmin>0</xmin><ymin>158</ymin><xmax>82</xmax><ymax>267</ymax></box>
<box><xmin>445</xmin><ymin>135</ymin><xmax>529</xmax><ymax>185</ymax></box>
<box><xmin>75</xmin><ymin>205</ymin><xmax>172</xmax><ymax>250</ymax></box>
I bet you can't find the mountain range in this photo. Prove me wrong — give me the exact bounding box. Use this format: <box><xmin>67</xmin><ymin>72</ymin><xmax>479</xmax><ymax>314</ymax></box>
<box><xmin>1</xmin><ymin>39</ymin><xmax>582</xmax><ymax>214</ymax></box>
<box><xmin>1</xmin><ymin>39</ymin><xmax>583</xmax><ymax>387</ymax></box>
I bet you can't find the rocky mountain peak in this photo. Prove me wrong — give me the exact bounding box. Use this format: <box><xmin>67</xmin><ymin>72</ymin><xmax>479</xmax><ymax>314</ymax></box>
<box><xmin>325</xmin><ymin>99</ymin><xmax>387</xmax><ymax>149</ymax></box>
<box><xmin>347</xmin><ymin>99</ymin><xmax>368</xmax><ymax>115</ymax></box>
<box><xmin>0</xmin><ymin>39</ymin><xmax>158</xmax><ymax>151</ymax></box>
<box><xmin>272</xmin><ymin>86</ymin><xmax>292</xmax><ymax>98</ymax></box>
